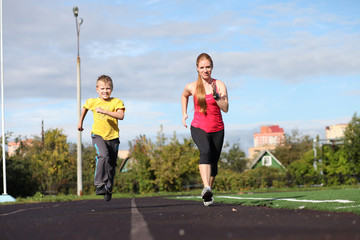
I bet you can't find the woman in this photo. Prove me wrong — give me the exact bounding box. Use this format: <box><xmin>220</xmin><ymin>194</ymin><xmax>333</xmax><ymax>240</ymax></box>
<box><xmin>182</xmin><ymin>53</ymin><xmax>229</xmax><ymax>206</ymax></box>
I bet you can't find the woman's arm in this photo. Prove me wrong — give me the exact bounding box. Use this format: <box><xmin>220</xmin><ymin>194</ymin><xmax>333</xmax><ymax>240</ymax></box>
<box><xmin>181</xmin><ymin>83</ymin><xmax>193</xmax><ymax>128</ymax></box>
<box><xmin>214</xmin><ymin>80</ymin><xmax>229</xmax><ymax>113</ymax></box>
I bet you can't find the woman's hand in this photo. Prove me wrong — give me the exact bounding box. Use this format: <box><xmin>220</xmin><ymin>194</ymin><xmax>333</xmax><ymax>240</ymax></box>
<box><xmin>182</xmin><ymin>113</ymin><xmax>188</xmax><ymax>128</ymax></box>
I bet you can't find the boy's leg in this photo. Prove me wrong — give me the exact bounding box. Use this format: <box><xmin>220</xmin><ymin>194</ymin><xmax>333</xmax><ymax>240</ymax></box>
<box><xmin>105</xmin><ymin>138</ymin><xmax>120</xmax><ymax>190</ymax></box>
<box><xmin>92</xmin><ymin>134</ymin><xmax>109</xmax><ymax>187</ymax></box>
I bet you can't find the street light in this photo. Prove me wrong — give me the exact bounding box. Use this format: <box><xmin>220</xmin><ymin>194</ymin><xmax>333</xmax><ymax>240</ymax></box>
<box><xmin>73</xmin><ymin>6</ymin><xmax>83</xmax><ymax>196</ymax></box>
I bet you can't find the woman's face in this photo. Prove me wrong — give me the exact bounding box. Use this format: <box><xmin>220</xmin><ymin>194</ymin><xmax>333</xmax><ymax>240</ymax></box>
<box><xmin>197</xmin><ymin>59</ymin><xmax>212</xmax><ymax>81</ymax></box>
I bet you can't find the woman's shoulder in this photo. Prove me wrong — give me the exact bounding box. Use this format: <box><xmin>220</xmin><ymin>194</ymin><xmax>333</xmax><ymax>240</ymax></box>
<box><xmin>214</xmin><ymin>79</ymin><xmax>226</xmax><ymax>88</ymax></box>
<box><xmin>187</xmin><ymin>81</ymin><xmax>197</xmax><ymax>89</ymax></box>
<box><xmin>184</xmin><ymin>81</ymin><xmax>196</xmax><ymax>91</ymax></box>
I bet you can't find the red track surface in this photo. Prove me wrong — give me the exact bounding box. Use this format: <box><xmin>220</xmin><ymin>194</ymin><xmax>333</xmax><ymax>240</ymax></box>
<box><xmin>1</xmin><ymin>197</ymin><xmax>359</xmax><ymax>240</ymax></box>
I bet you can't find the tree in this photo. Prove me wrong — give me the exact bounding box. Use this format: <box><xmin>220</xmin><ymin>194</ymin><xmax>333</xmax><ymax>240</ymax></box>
<box><xmin>219</xmin><ymin>142</ymin><xmax>247</xmax><ymax>173</ymax></box>
<box><xmin>128</xmin><ymin>135</ymin><xmax>156</xmax><ymax>193</ymax></box>
<box><xmin>272</xmin><ymin>130</ymin><xmax>313</xmax><ymax>167</ymax></box>
<box><xmin>0</xmin><ymin>133</ymin><xmax>38</xmax><ymax>197</ymax></box>
<box><xmin>27</xmin><ymin>129</ymin><xmax>75</xmax><ymax>194</ymax></box>
<box><xmin>69</xmin><ymin>142</ymin><xmax>97</xmax><ymax>194</ymax></box>
<box><xmin>287</xmin><ymin>150</ymin><xmax>322</xmax><ymax>186</ymax></box>
<box><xmin>343</xmin><ymin>113</ymin><xmax>360</xmax><ymax>181</ymax></box>
<box><xmin>151</xmin><ymin>133</ymin><xmax>199</xmax><ymax>191</ymax></box>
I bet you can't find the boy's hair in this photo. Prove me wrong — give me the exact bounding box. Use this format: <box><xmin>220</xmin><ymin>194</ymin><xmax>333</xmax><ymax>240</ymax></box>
<box><xmin>96</xmin><ymin>75</ymin><xmax>113</xmax><ymax>89</ymax></box>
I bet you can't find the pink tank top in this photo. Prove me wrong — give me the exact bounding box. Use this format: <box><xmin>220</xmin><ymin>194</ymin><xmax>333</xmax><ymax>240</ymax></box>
<box><xmin>191</xmin><ymin>80</ymin><xmax>224</xmax><ymax>133</ymax></box>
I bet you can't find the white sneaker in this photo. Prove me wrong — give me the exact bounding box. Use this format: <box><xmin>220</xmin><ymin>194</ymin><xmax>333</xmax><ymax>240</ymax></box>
<box><xmin>201</xmin><ymin>186</ymin><xmax>213</xmax><ymax>206</ymax></box>
<box><xmin>203</xmin><ymin>197</ymin><xmax>214</xmax><ymax>206</ymax></box>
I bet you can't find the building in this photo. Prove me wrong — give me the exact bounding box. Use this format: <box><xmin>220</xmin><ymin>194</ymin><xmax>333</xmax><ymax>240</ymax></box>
<box><xmin>249</xmin><ymin>150</ymin><xmax>285</xmax><ymax>171</ymax></box>
<box><xmin>325</xmin><ymin>124</ymin><xmax>348</xmax><ymax>140</ymax></box>
<box><xmin>248</xmin><ymin>125</ymin><xmax>285</xmax><ymax>160</ymax></box>
<box><xmin>8</xmin><ymin>139</ymin><xmax>34</xmax><ymax>156</ymax></box>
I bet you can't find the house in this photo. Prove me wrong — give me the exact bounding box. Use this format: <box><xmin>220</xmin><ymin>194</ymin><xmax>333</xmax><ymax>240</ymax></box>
<box><xmin>249</xmin><ymin>150</ymin><xmax>285</xmax><ymax>171</ymax></box>
<box><xmin>325</xmin><ymin>124</ymin><xmax>348</xmax><ymax>140</ymax></box>
<box><xmin>248</xmin><ymin>125</ymin><xmax>285</xmax><ymax>159</ymax></box>
<box><xmin>8</xmin><ymin>139</ymin><xmax>34</xmax><ymax>156</ymax></box>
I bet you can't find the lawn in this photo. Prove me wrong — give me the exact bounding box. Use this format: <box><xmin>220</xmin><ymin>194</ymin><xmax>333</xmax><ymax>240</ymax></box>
<box><xmin>175</xmin><ymin>188</ymin><xmax>360</xmax><ymax>215</ymax></box>
<box><xmin>5</xmin><ymin>186</ymin><xmax>360</xmax><ymax>215</ymax></box>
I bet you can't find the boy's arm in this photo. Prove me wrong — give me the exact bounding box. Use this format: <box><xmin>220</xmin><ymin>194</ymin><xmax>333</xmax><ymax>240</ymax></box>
<box><xmin>95</xmin><ymin>107</ymin><xmax>125</xmax><ymax>120</ymax></box>
<box><xmin>77</xmin><ymin>108</ymin><xmax>88</xmax><ymax>131</ymax></box>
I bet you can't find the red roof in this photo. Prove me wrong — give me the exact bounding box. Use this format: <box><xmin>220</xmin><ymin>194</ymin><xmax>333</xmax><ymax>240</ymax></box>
<box><xmin>260</xmin><ymin>125</ymin><xmax>284</xmax><ymax>133</ymax></box>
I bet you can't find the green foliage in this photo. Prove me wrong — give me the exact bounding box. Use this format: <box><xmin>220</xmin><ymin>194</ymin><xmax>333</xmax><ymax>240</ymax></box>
<box><xmin>3</xmin><ymin>119</ymin><xmax>360</xmax><ymax>197</ymax></box>
<box><xmin>126</xmin><ymin>130</ymin><xmax>200</xmax><ymax>193</ymax></box>
<box><xmin>215</xmin><ymin>167</ymin><xmax>286</xmax><ymax>191</ymax></box>
<box><xmin>287</xmin><ymin>150</ymin><xmax>322</xmax><ymax>186</ymax></box>
<box><xmin>318</xmin><ymin>113</ymin><xmax>360</xmax><ymax>185</ymax></box>
<box><xmin>219</xmin><ymin>142</ymin><xmax>247</xmax><ymax>173</ymax></box>
<box><xmin>151</xmin><ymin>134</ymin><xmax>199</xmax><ymax>191</ymax></box>
<box><xmin>272</xmin><ymin>130</ymin><xmax>313</xmax><ymax>167</ymax></box>
<box><xmin>322</xmin><ymin>145</ymin><xmax>352</xmax><ymax>185</ymax></box>
<box><xmin>27</xmin><ymin>129</ymin><xmax>75</xmax><ymax>194</ymax></box>
<box><xmin>2</xmin><ymin>129</ymin><xmax>77</xmax><ymax>197</ymax></box>
<box><xmin>128</xmin><ymin>135</ymin><xmax>156</xmax><ymax>193</ymax></box>
<box><xmin>343</xmin><ymin>113</ymin><xmax>360</xmax><ymax>178</ymax></box>
<box><xmin>4</xmin><ymin>154</ymin><xmax>38</xmax><ymax>197</ymax></box>
<box><xmin>69</xmin><ymin>142</ymin><xmax>97</xmax><ymax>194</ymax></box>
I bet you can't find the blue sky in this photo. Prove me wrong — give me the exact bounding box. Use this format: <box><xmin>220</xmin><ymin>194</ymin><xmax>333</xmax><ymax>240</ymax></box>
<box><xmin>1</xmin><ymin>0</ymin><xmax>360</xmax><ymax>154</ymax></box>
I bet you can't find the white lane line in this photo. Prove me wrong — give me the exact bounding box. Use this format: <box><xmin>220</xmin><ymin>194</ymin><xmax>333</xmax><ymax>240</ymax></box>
<box><xmin>217</xmin><ymin>196</ymin><xmax>354</xmax><ymax>203</ymax></box>
<box><xmin>0</xmin><ymin>207</ymin><xmax>44</xmax><ymax>216</ymax></box>
<box><xmin>130</xmin><ymin>198</ymin><xmax>154</xmax><ymax>240</ymax></box>
<box><xmin>176</xmin><ymin>196</ymin><xmax>354</xmax><ymax>203</ymax></box>
<box><xmin>335</xmin><ymin>205</ymin><xmax>360</xmax><ymax>209</ymax></box>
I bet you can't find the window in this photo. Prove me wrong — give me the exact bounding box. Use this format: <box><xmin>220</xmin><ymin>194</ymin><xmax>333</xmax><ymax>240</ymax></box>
<box><xmin>262</xmin><ymin>156</ymin><xmax>272</xmax><ymax>166</ymax></box>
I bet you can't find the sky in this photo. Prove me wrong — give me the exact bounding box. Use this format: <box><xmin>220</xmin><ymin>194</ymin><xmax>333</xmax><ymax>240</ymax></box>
<box><xmin>1</xmin><ymin>0</ymin><xmax>360</xmax><ymax>155</ymax></box>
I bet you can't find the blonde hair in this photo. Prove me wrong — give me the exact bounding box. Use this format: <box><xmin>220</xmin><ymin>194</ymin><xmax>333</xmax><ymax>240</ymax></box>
<box><xmin>96</xmin><ymin>75</ymin><xmax>113</xmax><ymax>89</ymax></box>
<box><xmin>196</xmin><ymin>53</ymin><xmax>213</xmax><ymax>114</ymax></box>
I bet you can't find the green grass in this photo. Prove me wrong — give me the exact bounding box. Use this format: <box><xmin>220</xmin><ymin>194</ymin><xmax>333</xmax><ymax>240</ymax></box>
<box><xmin>174</xmin><ymin>188</ymin><xmax>360</xmax><ymax>215</ymax></box>
<box><xmin>4</xmin><ymin>187</ymin><xmax>360</xmax><ymax>215</ymax></box>
<box><xmin>5</xmin><ymin>190</ymin><xmax>197</xmax><ymax>205</ymax></box>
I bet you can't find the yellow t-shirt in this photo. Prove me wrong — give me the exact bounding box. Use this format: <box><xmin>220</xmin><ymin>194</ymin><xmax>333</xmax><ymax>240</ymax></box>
<box><xmin>83</xmin><ymin>97</ymin><xmax>125</xmax><ymax>140</ymax></box>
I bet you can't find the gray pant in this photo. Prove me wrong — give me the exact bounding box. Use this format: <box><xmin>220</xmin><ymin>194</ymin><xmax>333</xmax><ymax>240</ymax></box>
<box><xmin>92</xmin><ymin>133</ymin><xmax>120</xmax><ymax>189</ymax></box>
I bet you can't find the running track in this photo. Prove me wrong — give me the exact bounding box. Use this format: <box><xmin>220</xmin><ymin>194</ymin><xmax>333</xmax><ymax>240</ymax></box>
<box><xmin>0</xmin><ymin>197</ymin><xmax>359</xmax><ymax>240</ymax></box>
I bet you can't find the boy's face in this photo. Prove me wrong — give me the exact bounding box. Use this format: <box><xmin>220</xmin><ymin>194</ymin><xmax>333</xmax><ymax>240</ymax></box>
<box><xmin>96</xmin><ymin>81</ymin><xmax>113</xmax><ymax>100</ymax></box>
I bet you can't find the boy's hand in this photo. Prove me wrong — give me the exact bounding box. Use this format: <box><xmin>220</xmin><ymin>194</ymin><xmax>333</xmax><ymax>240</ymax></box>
<box><xmin>77</xmin><ymin>123</ymin><xmax>84</xmax><ymax>131</ymax></box>
<box><xmin>95</xmin><ymin>107</ymin><xmax>105</xmax><ymax>114</ymax></box>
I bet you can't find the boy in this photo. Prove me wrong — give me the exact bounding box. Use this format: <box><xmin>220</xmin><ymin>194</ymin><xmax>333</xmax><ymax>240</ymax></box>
<box><xmin>77</xmin><ymin>75</ymin><xmax>125</xmax><ymax>201</ymax></box>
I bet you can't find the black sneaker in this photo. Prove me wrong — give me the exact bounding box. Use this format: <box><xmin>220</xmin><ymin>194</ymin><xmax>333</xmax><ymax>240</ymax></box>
<box><xmin>104</xmin><ymin>186</ymin><xmax>112</xmax><ymax>202</ymax></box>
<box><xmin>96</xmin><ymin>185</ymin><xmax>106</xmax><ymax>195</ymax></box>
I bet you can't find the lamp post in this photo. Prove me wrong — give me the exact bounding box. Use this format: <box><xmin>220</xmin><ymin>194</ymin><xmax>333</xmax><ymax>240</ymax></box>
<box><xmin>73</xmin><ymin>6</ymin><xmax>83</xmax><ymax>196</ymax></box>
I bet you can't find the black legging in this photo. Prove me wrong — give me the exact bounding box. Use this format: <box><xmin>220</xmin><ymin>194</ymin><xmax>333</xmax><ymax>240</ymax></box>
<box><xmin>191</xmin><ymin>126</ymin><xmax>224</xmax><ymax>177</ymax></box>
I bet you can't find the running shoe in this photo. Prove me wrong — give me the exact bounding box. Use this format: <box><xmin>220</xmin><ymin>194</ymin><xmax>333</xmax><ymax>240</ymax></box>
<box><xmin>104</xmin><ymin>185</ymin><xmax>112</xmax><ymax>202</ymax></box>
<box><xmin>203</xmin><ymin>197</ymin><xmax>214</xmax><ymax>206</ymax></box>
<box><xmin>201</xmin><ymin>186</ymin><xmax>213</xmax><ymax>204</ymax></box>
<box><xmin>95</xmin><ymin>185</ymin><xmax>106</xmax><ymax>195</ymax></box>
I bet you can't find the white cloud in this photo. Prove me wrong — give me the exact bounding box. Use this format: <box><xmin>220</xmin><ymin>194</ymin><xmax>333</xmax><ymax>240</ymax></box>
<box><xmin>1</xmin><ymin>0</ymin><xmax>359</xmax><ymax>154</ymax></box>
